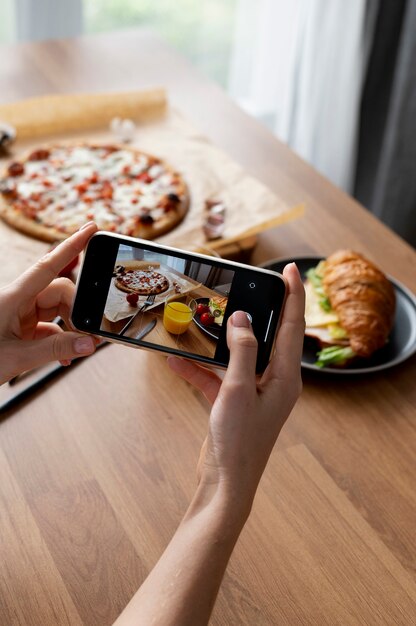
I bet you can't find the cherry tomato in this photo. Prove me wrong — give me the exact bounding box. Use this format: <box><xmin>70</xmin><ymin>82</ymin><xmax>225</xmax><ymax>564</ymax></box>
<box><xmin>196</xmin><ymin>303</ymin><xmax>210</xmax><ymax>315</ymax></box>
<box><xmin>200</xmin><ymin>312</ymin><xmax>215</xmax><ymax>326</ymax></box>
<box><xmin>126</xmin><ymin>293</ymin><xmax>139</xmax><ymax>306</ymax></box>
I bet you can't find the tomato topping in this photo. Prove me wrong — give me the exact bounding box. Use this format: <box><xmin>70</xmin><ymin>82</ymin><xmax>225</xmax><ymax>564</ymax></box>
<box><xmin>137</xmin><ymin>172</ymin><xmax>153</xmax><ymax>184</ymax></box>
<box><xmin>196</xmin><ymin>303</ymin><xmax>210</xmax><ymax>315</ymax></box>
<box><xmin>100</xmin><ymin>181</ymin><xmax>113</xmax><ymax>199</ymax></box>
<box><xmin>102</xmin><ymin>145</ymin><xmax>118</xmax><ymax>154</ymax></box>
<box><xmin>22</xmin><ymin>205</ymin><xmax>37</xmax><ymax>218</ymax></box>
<box><xmin>75</xmin><ymin>182</ymin><xmax>88</xmax><ymax>194</ymax></box>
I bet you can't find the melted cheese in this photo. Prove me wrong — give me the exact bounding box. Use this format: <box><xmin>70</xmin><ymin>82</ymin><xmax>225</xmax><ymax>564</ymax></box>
<box><xmin>304</xmin><ymin>280</ymin><xmax>339</xmax><ymax>327</ymax></box>
<box><xmin>10</xmin><ymin>146</ymin><xmax>182</xmax><ymax>234</ymax></box>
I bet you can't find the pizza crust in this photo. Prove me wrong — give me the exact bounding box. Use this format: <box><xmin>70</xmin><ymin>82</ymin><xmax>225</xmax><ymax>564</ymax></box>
<box><xmin>0</xmin><ymin>195</ymin><xmax>68</xmax><ymax>241</ymax></box>
<box><xmin>130</xmin><ymin>191</ymin><xmax>189</xmax><ymax>240</ymax></box>
<box><xmin>0</xmin><ymin>142</ymin><xmax>189</xmax><ymax>242</ymax></box>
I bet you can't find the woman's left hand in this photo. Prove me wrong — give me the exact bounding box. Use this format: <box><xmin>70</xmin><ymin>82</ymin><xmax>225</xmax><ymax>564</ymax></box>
<box><xmin>0</xmin><ymin>222</ymin><xmax>98</xmax><ymax>385</ymax></box>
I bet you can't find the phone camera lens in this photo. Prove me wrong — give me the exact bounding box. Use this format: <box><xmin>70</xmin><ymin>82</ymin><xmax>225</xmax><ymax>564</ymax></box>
<box><xmin>84</xmin><ymin>318</ymin><xmax>91</xmax><ymax>327</ymax></box>
<box><xmin>249</xmin><ymin>282</ymin><xmax>256</xmax><ymax>289</ymax></box>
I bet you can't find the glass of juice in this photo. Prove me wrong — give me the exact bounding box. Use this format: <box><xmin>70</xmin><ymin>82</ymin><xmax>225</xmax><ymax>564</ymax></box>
<box><xmin>163</xmin><ymin>296</ymin><xmax>197</xmax><ymax>335</ymax></box>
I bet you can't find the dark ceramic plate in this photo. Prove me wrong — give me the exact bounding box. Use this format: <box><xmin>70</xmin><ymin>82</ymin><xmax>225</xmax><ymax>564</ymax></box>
<box><xmin>193</xmin><ymin>298</ymin><xmax>220</xmax><ymax>341</ymax></box>
<box><xmin>261</xmin><ymin>256</ymin><xmax>416</xmax><ymax>374</ymax></box>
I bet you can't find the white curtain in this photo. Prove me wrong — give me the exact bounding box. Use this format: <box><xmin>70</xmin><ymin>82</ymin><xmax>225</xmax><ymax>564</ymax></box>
<box><xmin>10</xmin><ymin>0</ymin><xmax>370</xmax><ymax>193</ymax></box>
<box><xmin>229</xmin><ymin>0</ymin><xmax>369</xmax><ymax>192</ymax></box>
<box><xmin>0</xmin><ymin>0</ymin><xmax>16</xmax><ymax>42</ymax></box>
<box><xmin>15</xmin><ymin>0</ymin><xmax>83</xmax><ymax>41</ymax></box>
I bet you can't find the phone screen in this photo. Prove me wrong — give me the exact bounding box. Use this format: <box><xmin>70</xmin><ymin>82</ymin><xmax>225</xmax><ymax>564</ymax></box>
<box><xmin>72</xmin><ymin>234</ymin><xmax>286</xmax><ymax>371</ymax></box>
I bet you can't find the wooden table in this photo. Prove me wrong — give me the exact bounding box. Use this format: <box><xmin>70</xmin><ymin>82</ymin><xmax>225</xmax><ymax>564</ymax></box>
<box><xmin>1</xmin><ymin>30</ymin><xmax>415</xmax><ymax>626</ymax></box>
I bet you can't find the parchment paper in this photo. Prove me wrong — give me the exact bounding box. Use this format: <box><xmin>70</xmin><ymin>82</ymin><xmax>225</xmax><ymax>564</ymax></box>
<box><xmin>0</xmin><ymin>89</ymin><xmax>303</xmax><ymax>285</ymax></box>
<box><xmin>104</xmin><ymin>262</ymin><xmax>200</xmax><ymax>323</ymax></box>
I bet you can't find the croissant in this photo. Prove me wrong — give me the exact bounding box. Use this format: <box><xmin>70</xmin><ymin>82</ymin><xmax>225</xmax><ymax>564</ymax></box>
<box><xmin>322</xmin><ymin>250</ymin><xmax>395</xmax><ymax>357</ymax></box>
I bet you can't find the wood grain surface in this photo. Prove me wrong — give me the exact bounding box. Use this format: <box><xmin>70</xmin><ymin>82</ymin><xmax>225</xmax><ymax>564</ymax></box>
<box><xmin>0</xmin><ymin>29</ymin><xmax>415</xmax><ymax>626</ymax></box>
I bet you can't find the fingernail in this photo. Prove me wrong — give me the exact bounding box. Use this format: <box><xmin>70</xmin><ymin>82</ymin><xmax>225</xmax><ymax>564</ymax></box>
<box><xmin>74</xmin><ymin>336</ymin><xmax>95</xmax><ymax>354</ymax></box>
<box><xmin>284</xmin><ymin>262</ymin><xmax>300</xmax><ymax>276</ymax></box>
<box><xmin>231</xmin><ymin>311</ymin><xmax>251</xmax><ymax>327</ymax></box>
<box><xmin>79</xmin><ymin>221</ymin><xmax>96</xmax><ymax>231</ymax></box>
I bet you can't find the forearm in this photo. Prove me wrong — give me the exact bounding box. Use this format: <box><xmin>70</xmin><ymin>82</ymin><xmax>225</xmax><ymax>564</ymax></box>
<box><xmin>114</xmin><ymin>482</ymin><xmax>251</xmax><ymax>626</ymax></box>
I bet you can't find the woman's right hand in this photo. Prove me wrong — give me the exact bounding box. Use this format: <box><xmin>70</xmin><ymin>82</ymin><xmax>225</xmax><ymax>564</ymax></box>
<box><xmin>168</xmin><ymin>262</ymin><xmax>305</xmax><ymax>511</ymax></box>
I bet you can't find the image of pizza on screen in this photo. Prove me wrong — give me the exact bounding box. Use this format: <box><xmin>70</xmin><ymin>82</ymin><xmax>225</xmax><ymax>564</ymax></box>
<box><xmin>100</xmin><ymin>244</ymin><xmax>235</xmax><ymax>360</ymax></box>
<box><xmin>0</xmin><ymin>143</ymin><xmax>189</xmax><ymax>241</ymax></box>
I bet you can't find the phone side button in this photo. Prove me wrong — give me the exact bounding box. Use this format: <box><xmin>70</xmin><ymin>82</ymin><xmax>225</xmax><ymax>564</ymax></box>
<box><xmin>264</xmin><ymin>310</ymin><xmax>274</xmax><ymax>342</ymax></box>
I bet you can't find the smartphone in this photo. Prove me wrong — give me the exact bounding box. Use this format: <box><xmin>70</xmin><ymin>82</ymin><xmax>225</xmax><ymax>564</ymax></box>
<box><xmin>71</xmin><ymin>232</ymin><xmax>287</xmax><ymax>373</ymax></box>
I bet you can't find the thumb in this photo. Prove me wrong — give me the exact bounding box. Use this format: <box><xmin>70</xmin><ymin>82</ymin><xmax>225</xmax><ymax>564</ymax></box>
<box><xmin>224</xmin><ymin>311</ymin><xmax>258</xmax><ymax>383</ymax></box>
<box><xmin>13</xmin><ymin>332</ymin><xmax>96</xmax><ymax>373</ymax></box>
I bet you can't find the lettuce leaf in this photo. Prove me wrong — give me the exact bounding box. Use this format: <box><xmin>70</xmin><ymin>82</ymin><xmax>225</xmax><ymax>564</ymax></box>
<box><xmin>305</xmin><ymin>267</ymin><xmax>331</xmax><ymax>312</ymax></box>
<box><xmin>315</xmin><ymin>346</ymin><xmax>355</xmax><ymax>368</ymax></box>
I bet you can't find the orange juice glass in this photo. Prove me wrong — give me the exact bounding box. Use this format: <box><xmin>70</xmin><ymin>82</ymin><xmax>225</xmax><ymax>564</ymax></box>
<box><xmin>163</xmin><ymin>297</ymin><xmax>196</xmax><ymax>335</ymax></box>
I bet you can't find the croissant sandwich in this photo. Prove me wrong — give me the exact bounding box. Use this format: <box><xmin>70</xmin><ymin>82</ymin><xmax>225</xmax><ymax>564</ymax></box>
<box><xmin>304</xmin><ymin>251</ymin><xmax>396</xmax><ymax>367</ymax></box>
<box><xmin>208</xmin><ymin>295</ymin><xmax>228</xmax><ymax>326</ymax></box>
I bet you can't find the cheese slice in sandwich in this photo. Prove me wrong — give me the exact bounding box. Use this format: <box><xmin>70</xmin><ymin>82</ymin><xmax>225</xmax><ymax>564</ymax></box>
<box><xmin>209</xmin><ymin>295</ymin><xmax>228</xmax><ymax>326</ymax></box>
<box><xmin>304</xmin><ymin>261</ymin><xmax>354</xmax><ymax>366</ymax></box>
<box><xmin>304</xmin><ymin>280</ymin><xmax>338</xmax><ymax>328</ymax></box>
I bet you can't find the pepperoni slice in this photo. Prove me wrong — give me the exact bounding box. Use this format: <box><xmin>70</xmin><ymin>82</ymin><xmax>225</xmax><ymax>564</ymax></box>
<box><xmin>8</xmin><ymin>162</ymin><xmax>24</xmax><ymax>177</ymax></box>
<box><xmin>28</xmin><ymin>149</ymin><xmax>50</xmax><ymax>161</ymax></box>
